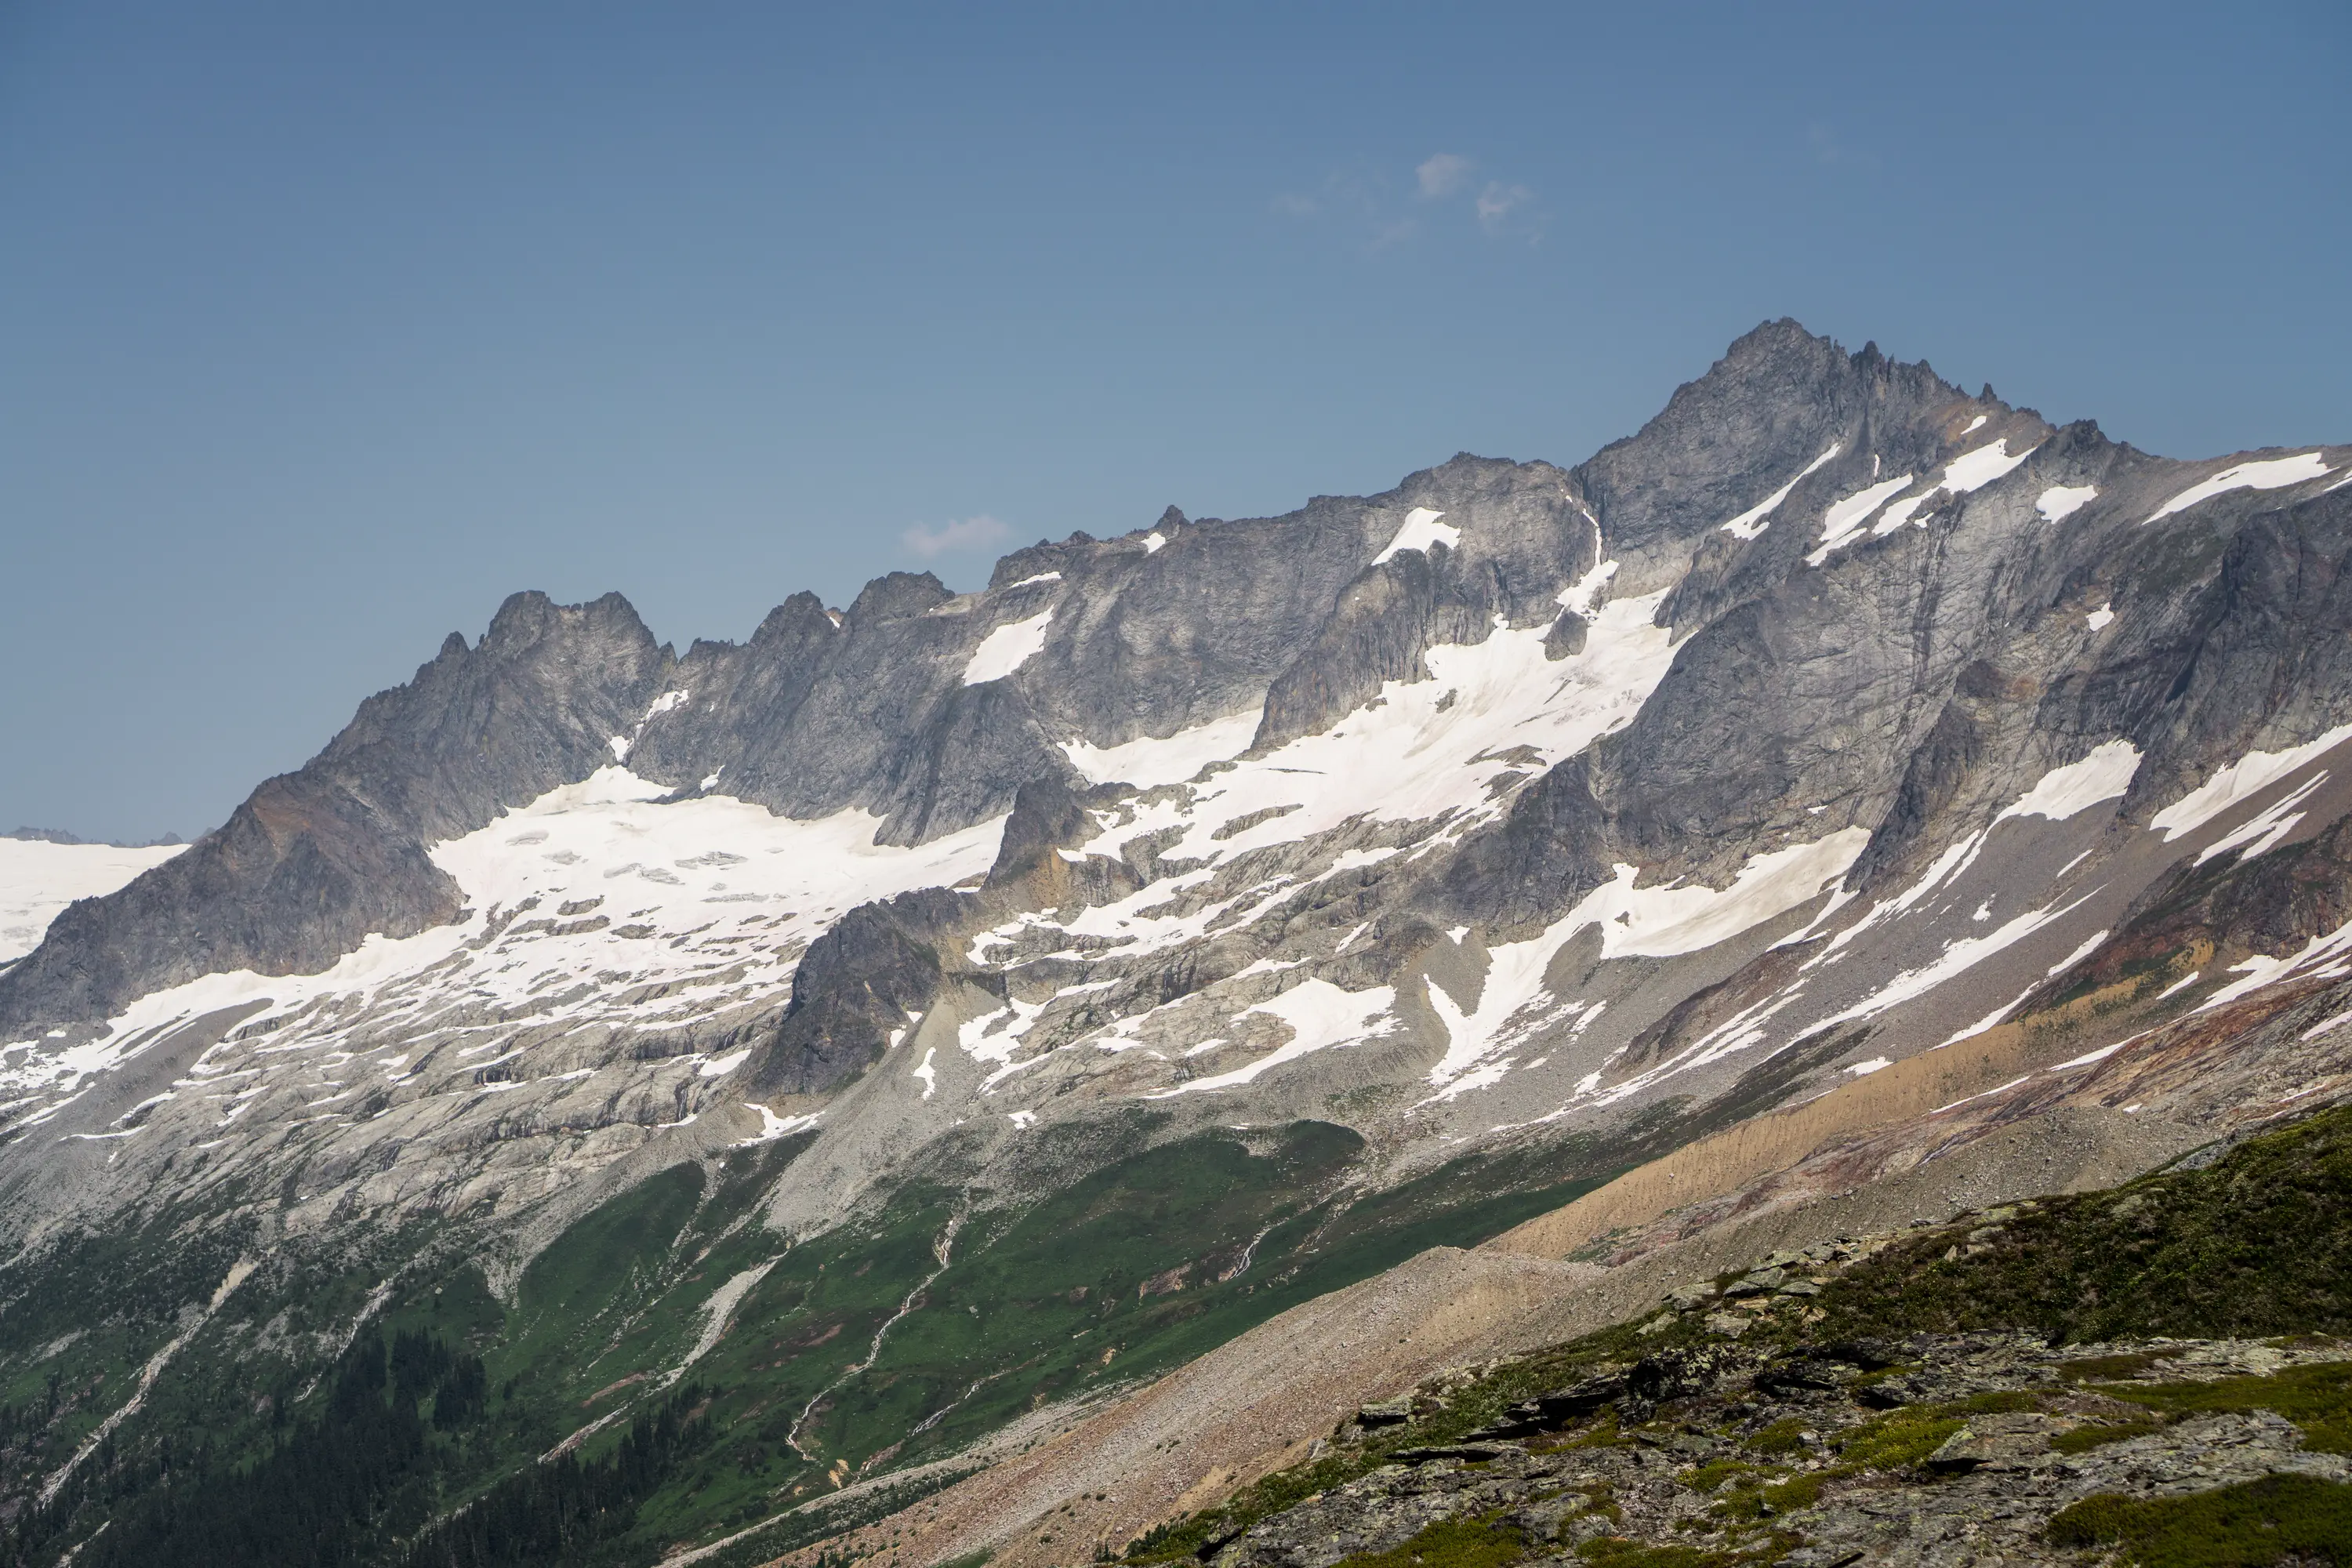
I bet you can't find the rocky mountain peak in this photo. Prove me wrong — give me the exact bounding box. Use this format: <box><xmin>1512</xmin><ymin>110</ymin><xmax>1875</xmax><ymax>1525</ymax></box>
<box><xmin>5</xmin><ymin>321</ymin><xmax>2352</xmax><ymax>1567</ymax></box>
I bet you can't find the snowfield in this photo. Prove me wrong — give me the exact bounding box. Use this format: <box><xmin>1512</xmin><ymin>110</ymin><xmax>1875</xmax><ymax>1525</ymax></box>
<box><xmin>0</xmin><ymin>839</ymin><xmax>186</xmax><ymax>964</ymax></box>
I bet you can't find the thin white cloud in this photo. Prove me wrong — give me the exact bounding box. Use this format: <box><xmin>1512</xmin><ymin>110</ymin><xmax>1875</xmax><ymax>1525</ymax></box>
<box><xmin>1475</xmin><ymin>180</ymin><xmax>1534</xmax><ymax>233</ymax></box>
<box><xmin>1416</xmin><ymin>153</ymin><xmax>1474</xmax><ymax>198</ymax></box>
<box><xmin>902</xmin><ymin>515</ymin><xmax>1013</xmax><ymax>560</ymax></box>
<box><xmin>1273</xmin><ymin>157</ymin><xmax>1537</xmax><ymax>247</ymax></box>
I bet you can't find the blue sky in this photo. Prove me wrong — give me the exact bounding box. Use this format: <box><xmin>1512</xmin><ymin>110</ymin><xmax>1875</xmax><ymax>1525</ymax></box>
<box><xmin>5</xmin><ymin>1</ymin><xmax>2347</xmax><ymax>840</ymax></box>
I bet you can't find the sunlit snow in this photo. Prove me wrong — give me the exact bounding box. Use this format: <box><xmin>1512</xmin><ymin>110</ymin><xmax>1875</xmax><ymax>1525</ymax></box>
<box><xmin>0</xmin><ymin>840</ymin><xmax>187</xmax><ymax>964</ymax></box>
<box><xmin>1720</xmin><ymin>445</ymin><xmax>1842</xmax><ymax>541</ymax></box>
<box><xmin>0</xmin><ymin>770</ymin><xmax>1006</xmax><ymax>1117</ymax></box>
<box><xmin>1939</xmin><ymin>439</ymin><xmax>2038</xmax><ymax>494</ymax></box>
<box><xmin>1059</xmin><ymin>711</ymin><xmax>1261</xmax><ymax>789</ymax></box>
<box><xmin>1994</xmin><ymin>741</ymin><xmax>2142</xmax><ymax>824</ymax></box>
<box><xmin>1807</xmin><ymin>474</ymin><xmax>1917</xmax><ymax>564</ymax></box>
<box><xmin>1419</xmin><ymin>829</ymin><xmax>1869</xmax><ymax>1101</ymax></box>
<box><xmin>2151</xmin><ymin>724</ymin><xmax>2352</xmax><ymax>840</ymax></box>
<box><xmin>2144</xmin><ymin>452</ymin><xmax>2336</xmax><ymax>524</ymax></box>
<box><xmin>1159</xmin><ymin>979</ymin><xmax>1398</xmax><ymax>1095</ymax></box>
<box><xmin>1372</xmin><ymin>507</ymin><xmax>1461</xmax><ymax>564</ymax></box>
<box><xmin>1065</xmin><ymin>584</ymin><xmax>1677</xmax><ymax>877</ymax></box>
<box><xmin>2036</xmin><ymin>485</ymin><xmax>2098</xmax><ymax>523</ymax></box>
<box><xmin>962</xmin><ymin>608</ymin><xmax>1055</xmax><ymax>685</ymax></box>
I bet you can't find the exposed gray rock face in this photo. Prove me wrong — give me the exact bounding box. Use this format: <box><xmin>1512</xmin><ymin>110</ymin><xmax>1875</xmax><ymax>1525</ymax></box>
<box><xmin>0</xmin><ymin>453</ymin><xmax>1608</xmax><ymax>1036</ymax></box>
<box><xmin>1254</xmin><ymin>458</ymin><xmax>1594</xmax><ymax>749</ymax></box>
<box><xmin>0</xmin><ymin>590</ymin><xmax>670</xmax><ymax>1035</ymax></box>
<box><xmin>3</xmin><ymin>319</ymin><xmax>2349</xmax><ymax>1298</ymax></box>
<box><xmin>1205</xmin><ymin>1327</ymin><xmax>2352</xmax><ymax>1568</ymax></box>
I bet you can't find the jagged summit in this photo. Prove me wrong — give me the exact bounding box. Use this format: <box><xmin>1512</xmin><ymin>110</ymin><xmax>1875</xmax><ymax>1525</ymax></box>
<box><xmin>2</xmin><ymin>321</ymin><xmax>2350</xmax><ymax>1566</ymax></box>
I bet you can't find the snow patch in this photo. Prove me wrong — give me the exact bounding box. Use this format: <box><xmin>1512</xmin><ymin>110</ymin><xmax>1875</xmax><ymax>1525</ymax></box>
<box><xmin>2194</xmin><ymin>771</ymin><xmax>2326</xmax><ymax>867</ymax></box>
<box><xmin>1994</xmin><ymin>741</ymin><xmax>2142</xmax><ymax>824</ymax></box>
<box><xmin>1720</xmin><ymin>445</ymin><xmax>1841</xmax><ymax>540</ymax></box>
<box><xmin>2085</xmin><ymin>604</ymin><xmax>2114</xmax><ymax>632</ymax></box>
<box><xmin>1063</xmin><ymin>582</ymin><xmax>1679</xmax><ymax>877</ymax></box>
<box><xmin>1372</xmin><ymin>508</ymin><xmax>1460</xmax><ymax>564</ymax></box>
<box><xmin>963</xmin><ymin>608</ymin><xmax>1056</xmax><ymax>685</ymax></box>
<box><xmin>1940</xmin><ymin>438</ymin><xmax>2038</xmax><ymax>494</ymax></box>
<box><xmin>1159</xmin><ymin>980</ymin><xmax>1398</xmax><ymax>1096</ymax></box>
<box><xmin>1809</xmin><ymin>474</ymin><xmax>1918</xmax><ymax>564</ymax></box>
<box><xmin>739</xmin><ymin>1104</ymin><xmax>820</xmax><ymax>1145</ymax></box>
<box><xmin>1</xmin><ymin>771</ymin><xmax>1003</xmax><ymax>1123</ymax></box>
<box><xmin>2152</xmin><ymin>724</ymin><xmax>2352</xmax><ymax>840</ymax></box>
<box><xmin>1813</xmin><ymin>441</ymin><xmax>2038</xmax><ymax>565</ymax></box>
<box><xmin>1795</xmin><ymin>894</ymin><xmax>2096</xmax><ymax>1041</ymax></box>
<box><xmin>2046</xmin><ymin>932</ymin><xmax>2109</xmax><ymax>978</ymax></box>
<box><xmin>2037</xmin><ymin>485</ymin><xmax>2098</xmax><ymax>523</ymax></box>
<box><xmin>1060</xmin><ymin>711</ymin><xmax>1261</xmax><ymax>789</ymax></box>
<box><xmin>1566</xmin><ymin>829</ymin><xmax>1871</xmax><ymax>960</ymax></box>
<box><xmin>2145</xmin><ymin>452</ymin><xmax>2336</xmax><ymax>524</ymax></box>
<box><xmin>0</xmin><ymin>839</ymin><xmax>187</xmax><ymax>964</ymax></box>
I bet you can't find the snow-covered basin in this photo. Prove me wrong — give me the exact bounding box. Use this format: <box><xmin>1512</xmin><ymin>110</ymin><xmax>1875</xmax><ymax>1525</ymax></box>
<box><xmin>0</xmin><ymin>771</ymin><xmax>1004</xmax><ymax>1107</ymax></box>
<box><xmin>0</xmin><ymin>839</ymin><xmax>187</xmax><ymax>964</ymax></box>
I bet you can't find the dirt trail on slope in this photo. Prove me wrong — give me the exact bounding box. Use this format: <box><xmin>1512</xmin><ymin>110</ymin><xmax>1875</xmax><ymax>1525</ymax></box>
<box><xmin>771</xmin><ymin>1109</ymin><xmax>2182</xmax><ymax>1568</ymax></box>
<box><xmin>771</xmin><ymin>1247</ymin><xmax>1602</xmax><ymax>1568</ymax></box>
<box><xmin>772</xmin><ymin>982</ymin><xmax>2347</xmax><ymax>1568</ymax></box>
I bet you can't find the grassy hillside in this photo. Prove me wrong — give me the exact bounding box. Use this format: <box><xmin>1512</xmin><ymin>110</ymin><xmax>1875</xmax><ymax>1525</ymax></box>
<box><xmin>1123</xmin><ymin>1099</ymin><xmax>2352</xmax><ymax>1568</ymax></box>
<box><xmin>0</xmin><ymin>1114</ymin><xmax>1621</xmax><ymax>1566</ymax></box>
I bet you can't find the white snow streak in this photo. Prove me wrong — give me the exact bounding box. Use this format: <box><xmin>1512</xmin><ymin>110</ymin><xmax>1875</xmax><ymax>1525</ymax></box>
<box><xmin>1564</xmin><ymin>829</ymin><xmax>1872</xmax><ymax>961</ymax></box>
<box><xmin>1160</xmin><ymin>980</ymin><xmax>1399</xmax><ymax>1095</ymax></box>
<box><xmin>1939</xmin><ymin>439</ymin><xmax>2038</xmax><ymax>494</ymax></box>
<box><xmin>2144</xmin><ymin>452</ymin><xmax>2336</xmax><ymax>524</ymax></box>
<box><xmin>1373</xmin><ymin>507</ymin><xmax>1460</xmax><ymax>564</ymax></box>
<box><xmin>1994</xmin><ymin>741</ymin><xmax>2142</xmax><ymax>824</ymax></box>
<box><xmin>2037</xmin><ymin>485</ymin><xmax>2099</xmax><ymax>523</ymax></box>
<box><xmin>1809</xmin><ymin>474</ymin><xmax>1918</xmax><ymax>564</ymax></box>
<box><xmin>2151</xmin><ymin>724</ymin><xmax>2352</xmax><ymax>840</ymax></box>
<box><xmin>1060</xmin><ymin>711</ymin><xmax>1261</xmax><ymax>789</ymax></box>
<box><xmin>1720</xmin><ymin>445</ymin><xmax>1842</xmax><ymax>540</ymax></box>
<box><xmin>963</xmin><ymin>608</ymin><xmax>1055</xmax><ymax>685</ymax></box>
<box><xmin>0</xmin><ymin>839</ymin><xmax>186</xmax><ymax>964</ymax></box>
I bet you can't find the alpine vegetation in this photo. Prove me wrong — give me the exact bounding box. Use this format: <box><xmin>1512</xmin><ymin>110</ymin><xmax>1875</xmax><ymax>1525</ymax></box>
<box><xmin>3</xmin><ymin>322</ymin><xmax>2351</xmax><ymax>1566</ymax></box>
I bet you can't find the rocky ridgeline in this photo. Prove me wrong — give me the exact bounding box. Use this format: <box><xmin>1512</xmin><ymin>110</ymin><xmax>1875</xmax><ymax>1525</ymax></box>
<box><xmin>1120</xmin><ymin>1103</ymin><xmax>2352</xmax><ymax>1568</ymax></box>
<box><xmin>5</xmin><ymin>321</ymin><xmax>2352</xmax><ymax>1566</ymax></box>
<box><xmin>1196</xmin><ymin>1330</ymin><xmax>2350</xmax><ymax>1567</ymax></box>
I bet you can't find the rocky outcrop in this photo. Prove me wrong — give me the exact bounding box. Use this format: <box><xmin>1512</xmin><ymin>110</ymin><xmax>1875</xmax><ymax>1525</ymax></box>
<box><xmin>1199</xmin><ymin>1330</ymin><xmax>2352</xmax><ymax>1568</ymax></box>
<box><xmin>0</xmin><ymin>590</ymin><xmax>670</xmax><ymax>1034</ymax></box>
<box><xmin>5</xmin><ymin>319</ymin><xmax>2352</xmax><ymax>1568</ymax></box>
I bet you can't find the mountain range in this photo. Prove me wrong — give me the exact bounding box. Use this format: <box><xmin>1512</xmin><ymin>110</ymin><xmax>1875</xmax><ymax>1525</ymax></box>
<box><xmin>2</xmin><ymin>319</ymin><xmax>2350</xmax><ymax>1566</ymax></box>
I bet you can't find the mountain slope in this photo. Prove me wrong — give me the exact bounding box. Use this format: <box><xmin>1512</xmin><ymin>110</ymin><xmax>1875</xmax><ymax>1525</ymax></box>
<box><xmin>0</xmin><ymin>321</ymin><xmax>2349</xmax><ymax>1566</ymax></box>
